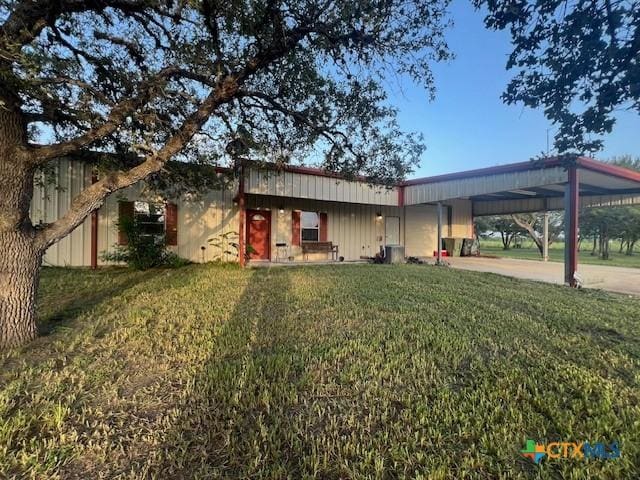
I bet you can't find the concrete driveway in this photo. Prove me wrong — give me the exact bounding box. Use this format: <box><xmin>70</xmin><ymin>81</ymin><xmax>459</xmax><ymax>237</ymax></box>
<box><xmin>446</xmin><ymin>256</ymin><xmax>640</xmax><ymax>296</ymax></box>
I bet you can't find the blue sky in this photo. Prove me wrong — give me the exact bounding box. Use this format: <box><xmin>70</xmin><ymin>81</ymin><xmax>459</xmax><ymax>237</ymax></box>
<box><xmin>392</xmin><ymin>1</ymin><xmax>640</xmax><ymax>178</ymax></box>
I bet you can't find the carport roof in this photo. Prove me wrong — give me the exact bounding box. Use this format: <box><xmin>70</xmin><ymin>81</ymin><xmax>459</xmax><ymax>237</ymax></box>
<box><xmin>401</xmin><ymin>156</ymin><xmax>640</xmax><ymax>213</ymax></box>
<box><xmin>402</xmin><ymin>156</ymin><xmax>640</xmax><ymax>188</ymax></box>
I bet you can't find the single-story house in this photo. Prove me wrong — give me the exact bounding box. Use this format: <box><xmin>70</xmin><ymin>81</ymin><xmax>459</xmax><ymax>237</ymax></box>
<box><xmin>32</xmin><ymin>157</ymin><xmax>640</xmax><ymax>285</ymax></box>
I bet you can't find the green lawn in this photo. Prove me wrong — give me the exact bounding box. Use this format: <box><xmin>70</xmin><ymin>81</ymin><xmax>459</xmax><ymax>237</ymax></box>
<box><xmin>1</xmin><ymin>264</ymin><xmax>640</xmax><ymax>479</ymax></box>
<box><xmin>480</xmin><ymin>238</ymin><xmax>640</xmax><ymax>269</ymax></box>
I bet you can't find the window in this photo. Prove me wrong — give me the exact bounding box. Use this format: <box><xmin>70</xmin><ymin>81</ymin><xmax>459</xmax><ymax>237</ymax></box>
<box><xmin>301</xmin><ymin>211</ymin><xmax>320</xmax><ymax>242</ymax></box>
<box><xmin>134</xmin><ymin>201</ymin><xmax>165</xmax><ymax>239</ymax></box>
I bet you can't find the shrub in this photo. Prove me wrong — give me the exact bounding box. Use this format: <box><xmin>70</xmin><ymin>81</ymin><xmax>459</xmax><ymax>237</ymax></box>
<box><xmin>101</xmin><ymin>216</ymin><xmax>190</xmax><ymax>270</ymax></box>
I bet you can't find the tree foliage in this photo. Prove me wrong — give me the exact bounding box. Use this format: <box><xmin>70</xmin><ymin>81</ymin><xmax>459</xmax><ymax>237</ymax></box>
<box><xmin>476</xmin><ymin>212</ymin><xmax>563</xmax><ymax>255</ymax></box>
<box><xmin>0</xmin><ymin>0</ymin><xmax>455</xmax><ymax>251</ymax></box>
<box><xmin>476</xmin><ymin>0</ymin><xmax>640</xmax><ymax>153</ymax></box>
<box><xmin>475</xmin><ymin>215</ymin><xmax>525</xmax><ymax>249</ymax></box>
<box><xmin>579</xmin><ymin>156</ymin><xmax>640</xmax><ymax>258</ymax></box>
<box><xmin>2</xmin><ymin>0</ymin><xmax>451</xmax><ymax>191</ymax></box>
<box><xmin>0</xmin><ymin>0</ymin><xmax>453</xmax><ymax>347</ymax></box>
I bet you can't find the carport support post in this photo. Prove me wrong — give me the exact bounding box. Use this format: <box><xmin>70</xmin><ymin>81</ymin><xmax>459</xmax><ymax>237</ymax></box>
<box><xmin>436</xmin><ymin>201</ymin><xmax>443</xmax><ymax>265</ymax></box>
<box><xmin>542</xmin><ymin>211</ymin><xmax>549</xmax><ymax>262</ymax></box>
<box><xmin>564</xmin><ymin>165</ymin><xmax>579</xmax><ymax>286</ymax></box>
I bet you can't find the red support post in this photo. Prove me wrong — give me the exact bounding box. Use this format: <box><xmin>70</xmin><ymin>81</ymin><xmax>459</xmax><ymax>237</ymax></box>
<box><xmin>436</xmin><ymin>201</ymin><xmax>443</xmax><ymax>265</ymax></box>
<box><xmin>237</xmin><ymin>164</ymin><xmax>246</xmax><ymax>268</ymax></box>
<box><xmin>90</xmin><ymin>173</ymin><xmax>99</xmax><ymax>269</ymax></box>
<box><xmin>564</xmin><ymin>165</ymin><xmax>579</xmax><ymax>286</ymax></box>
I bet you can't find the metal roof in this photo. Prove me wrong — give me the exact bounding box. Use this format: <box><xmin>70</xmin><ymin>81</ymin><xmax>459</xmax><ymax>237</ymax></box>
<box><xmin>243</xmin><ymin>157</ymin><xmax>640</xmax><ymax>212</ymax></box>
<box><xmin>399</xmin><ymin>157</ymin><xmax>640</xmax><ymax>214</ymax></box>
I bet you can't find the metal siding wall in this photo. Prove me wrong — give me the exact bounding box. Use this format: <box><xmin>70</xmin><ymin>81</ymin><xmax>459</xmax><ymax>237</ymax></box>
<box><xmin>97</xmin><ymin>184</ymin><xmax>126</xmax><ymax>263</ymax></box>
<box><xmin>245</xmin><ymin>195</ymin><xmax>402</xmax><ymax>261</ymax></box>
<box><xmin>244</xmin><ymin>168</ymin><xmax>399</xmax><ymax>206</ymax></box>
<box><xmin>32</xmin><ymin>159</ymin><xmax>92</xmax><ymax>267</ymax></box>
<box><xmin>33</xmin><ymin>161</ymin><xmax>239</xmax><ymax>266</ymax></box>
<box><xmin>175</xmin><ymin>189</ymin><xmax>239</xmax><ymax>263</ymax></box>
<box><xmin>448</xmin><ymin>199</ymin><xmax>473</xmax><ymax>238</ymax></box>
<box><xmin>99</xmin><ymin>184</ymin><xmax>239</xmax><ymax>264</ymax></box>
<box><xmin>577</xmin><ymin>194</ymin><xmax>640</xmax><ymax>208</ymax></box>
<box><xmin>404</xmin><ymin>205</ymin><xmax>438</xmax><ymax>257</ymax></box>
<box><xmin>472</xmin><ymin>198</ymin><xmax>547</xmax><ymax>216</ymax></box>
<box><xmin>404</xmin><ymin>167</ymin><xmax>568</xmax><ymax>204</ymax></box>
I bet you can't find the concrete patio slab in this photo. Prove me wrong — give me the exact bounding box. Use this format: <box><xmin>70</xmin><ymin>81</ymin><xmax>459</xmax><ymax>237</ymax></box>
<box><xmin>446</xmin><ymin>256</ymin><xmax>640</xmax><ymax>296</ymax></box>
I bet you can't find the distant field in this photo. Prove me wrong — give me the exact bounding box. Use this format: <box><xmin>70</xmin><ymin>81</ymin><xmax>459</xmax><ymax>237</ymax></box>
<box><xmin>479</xmin><ymin>238</ymin><xmax>640</xmax><ymax>269</ymax></box>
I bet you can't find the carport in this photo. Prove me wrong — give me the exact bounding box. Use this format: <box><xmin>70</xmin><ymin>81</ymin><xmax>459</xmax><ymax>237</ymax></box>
<box><xmin>401</xmin><ymin>156</ymin><xmax>640</xmax><ymax>287</ymax></box>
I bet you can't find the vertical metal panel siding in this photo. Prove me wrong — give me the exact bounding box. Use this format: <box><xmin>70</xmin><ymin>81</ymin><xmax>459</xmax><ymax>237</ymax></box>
<box><xmin>32</xmin><ymin>163</ymin><xmax>477</xmax><ymax>265</ymax></box>
<box><xmin>244</xmin><ymin>168</ymin><xmax>399</xmax><ymax>206</ymax></box>
<box><xmin>30</xmin><ymin>159</ymin><xmax>92</xmax><ymax>267</ymax></box>
<box><xmin>577</xmin><ymin>194</ymin><xmax>640</xmax><ymax>208</ymax></box>
<box><xmin>32</xmin><ymin>161</ymin><xmax>240</xmax><ymax>266</ymax></box>
<box><xmin>98</xmin><ymin>183</ymin><xmax>239</xmax><ymax>264</ymax></box>
<box><xmin>246</xmin><ymin>195</ymin><xmax>404</xmax><ymax>261</ymax></box>
<box><xmin>404</xmin><ymin>167</ymin><xmax>568</xmax><ymax>205</ymax></box>
<box><xmin>448</xmin><ymin>199</ymin><xmax>473</xmax><ymax>238</ymax></box>
<box><xmin>472</xmin><ymin>198</ymin><xmax>547</xmax><ymax>216</ymax></box>
<box><xmin>404</xmin><ymin>205</ymin><xmax>438</xmax><ymax>257</ymax></box>
<box><xmin>403</xmin><ymin>201</ymin><xmax>472</xmax><ymax>257</ymax></box>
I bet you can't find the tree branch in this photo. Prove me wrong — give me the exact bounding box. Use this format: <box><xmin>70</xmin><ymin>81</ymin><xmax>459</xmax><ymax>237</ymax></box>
<box><xmin>29</xmin><ymin>19</ymin><xmax>312</xmax><ymax>163</ymax></box>
<box><xmin>0</xmin><ymin>0</ymin><xmax>149</xmax><ymax>48</ymax></box>
<box><xmin>35</xmin><ymin>21</ymin><xmax>314</xmax><ymax>247</ymax></box>
<box><xmin>36</xmin><ymin>76</ymin><xmax>240</xmax><ymax>248</ymax></box>
<box><xmin>512</xmin><ymin>214</ymin><xmax>544</xmax><ymax>255</ymax></box>
<box><xmin>28</xmin><ymin>67</ymin><xmax>187</xmax><ymax>163</ymax></box>
<box><xmin>238</xmin><ymin>89</ymin><xmax>359</xmax><ymax>157</ymax></box>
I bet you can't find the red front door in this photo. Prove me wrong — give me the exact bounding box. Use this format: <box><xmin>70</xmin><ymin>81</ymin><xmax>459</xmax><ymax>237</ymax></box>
<box><xmin>246</xmin><ymin>210</ymin><xmax>271</xmax><ymax>260</ymax></box>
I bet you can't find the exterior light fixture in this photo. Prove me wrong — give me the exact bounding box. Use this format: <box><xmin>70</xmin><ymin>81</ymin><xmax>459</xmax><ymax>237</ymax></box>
<box><xmin>278</xmin><ymin>206</ymin><xmax>285</xmax><ymax>214</ymax></box>
<box><xmin>376</xmin><ymin>212</ymin><xmax>383</xmax><ymax>219</ymax></box>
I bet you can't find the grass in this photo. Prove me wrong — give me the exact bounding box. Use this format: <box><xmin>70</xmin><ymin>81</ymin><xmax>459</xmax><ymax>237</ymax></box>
<box><xmin>1</xmin><ymin>264</ymin><xmax>640</xmax><ymax>479</ymax></box>
<box><xmin>480</xmin><ymin>238</ymin><xmax>640</xmax><ymax>269</ymax></box>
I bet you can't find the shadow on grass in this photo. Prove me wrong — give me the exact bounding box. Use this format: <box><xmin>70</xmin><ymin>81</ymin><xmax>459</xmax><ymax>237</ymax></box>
<box><xmin>147</xmin><ymin>266</ymin><xmax>312</xmax><ymax>478</ymax></box>
<box><xmin>37</xmin><ymin>267</ymin><xmax>167</xmax><ymax>336</ymax></box>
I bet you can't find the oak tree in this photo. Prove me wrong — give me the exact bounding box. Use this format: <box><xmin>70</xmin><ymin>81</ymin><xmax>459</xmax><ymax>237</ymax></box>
<box><xmin>0</xmin><ymin>0</ymin><xmax>451</xmax><ymax>347</ymax></box>
<box><xmin>476</xmin><ymin>0</ymin><xmax>640</xmax><ymax>153</ymax></box>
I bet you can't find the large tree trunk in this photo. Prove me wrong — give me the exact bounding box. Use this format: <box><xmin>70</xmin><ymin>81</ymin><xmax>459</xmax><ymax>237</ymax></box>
<box><xmin>0</xmin><ymin>231</ymin><xmax>43</xmax><ymax>348</ymax></box>
<box><xmin>0</xmin><ymin>107</ymin><xmax>42</xmax><ymax>349</ymax></box>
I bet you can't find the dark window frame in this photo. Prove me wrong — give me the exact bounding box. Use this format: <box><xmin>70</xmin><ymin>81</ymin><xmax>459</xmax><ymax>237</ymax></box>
<box><xmin>301</xmin><ymin>211</ymin><xmax>320</xmax><ymax>242</ymax></box>
<box><xmin>133</xmin><ymin>201</ymin><xmax>166</xmax><ymax>240</ymax></box>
